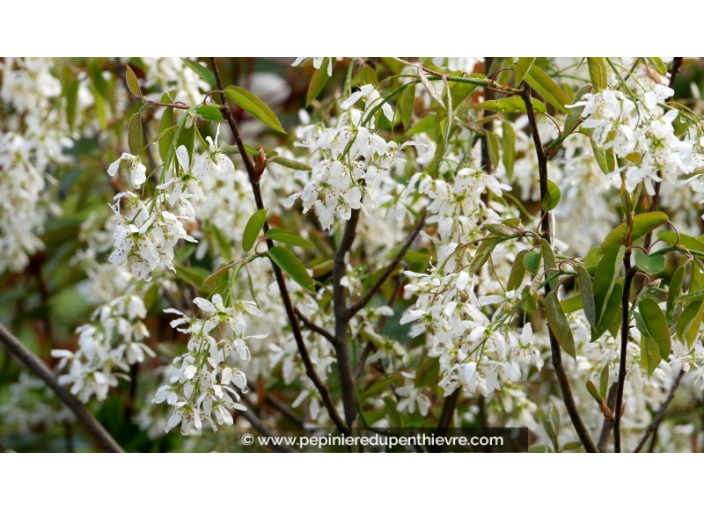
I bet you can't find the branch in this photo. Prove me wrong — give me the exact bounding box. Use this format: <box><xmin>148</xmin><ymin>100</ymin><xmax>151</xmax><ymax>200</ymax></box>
<box><xmin>209</xmin><ymin>57</ymin><xmax>348</xmax><ymax>436</ymax></box>
<box><xmin>521</xmin><ymin>82</ymin><xmax>598</xmax><ymax>453</ymax></box>
<box><xmin>347</xmin><ymin>211</ymin><xmax>426</xmax><ymax>318</ymax></box>
<box><xmin>429</xmin><ymin>389</ymin><xmax>460</xmax><ymax>453</ymax></box>
<box><xmin>0</xmin><ymin>322</ymin><xmax>123</xmax><ymax>453</ymax></box>
<box><xmin>295</xmin><ymin>308</ymin><xmax>336</xmax><ymax>345</ymax></box>
<box><xmin>333</xmin><ymin>208</ymin><xmax>362</xmax><ymax>428</ymax></box>
<box><xmin>614</xmin><ymin>259</ymin><xmax>635</xmax><ymax>452</ymax></box>
<box><xmin>633</xmin><ymin>369</ymin><xmax>684</xmax><ymax>453</ymax></box>
<box><xmin>597</xmin><ymin>383</ymin><xmax>618</xmax><ymax>452</ymax></box>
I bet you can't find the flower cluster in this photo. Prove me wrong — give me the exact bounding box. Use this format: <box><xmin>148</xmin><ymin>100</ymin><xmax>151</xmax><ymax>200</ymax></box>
<box><xmin>52</xmin><ymin>295</ymin><xmax>154</xmax><ymax>402</ymax></box>
<box><xmin>153</xmin><ymin>294</ymin><xmax>267</xmax><ymax>434</ymax></box>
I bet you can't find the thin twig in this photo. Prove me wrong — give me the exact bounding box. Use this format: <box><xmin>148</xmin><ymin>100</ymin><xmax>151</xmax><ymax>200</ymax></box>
<box><xmin>209</xmin><ymin>57</ymin><xmax>348</xmax><ymax>436</ymax></box>
<box><xmin>238</xmin><ymin>392</ymin><xmax>295</xmax><ymax>453</ymax></box>
<box><xmin>614</xmin><ymin>262</ymin><xmax>635</xmax><ymax>452</ymax></box>
<box><xmin>295</xmin><ymin>308</ymin><xmax>337</xmax><ymax>345</ymax></box>
<box><xmin>522</xmin><ymin>82</ymin><xmax>598</xmax><ymax>453</ymax></box>
<box><xmin>347</xmin><ymin>212</ymin><xmax>426</xmax><ymax>318</ymax></box>
<box><xmin>0</xmin><ymin>322</ymin><xmax>123</xmax><ymax>453</ymax></box>
<box><xmin>633</xmin><ymin>369</ymin><xmax>684</xmax><ymax>453</ymax></box>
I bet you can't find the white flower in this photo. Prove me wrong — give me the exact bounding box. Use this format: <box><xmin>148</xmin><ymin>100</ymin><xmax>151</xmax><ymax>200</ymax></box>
<box><xmin>108</xmin><ymin>153</ymin><xmax>147</xmax><ymax>188</ymax></box>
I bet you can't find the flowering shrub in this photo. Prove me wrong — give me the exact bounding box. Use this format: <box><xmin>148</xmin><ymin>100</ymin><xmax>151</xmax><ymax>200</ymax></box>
<box><xmin>1</xmin><ymin>57</ymin><xmax>704</xmax><ymax>453</ymax></box>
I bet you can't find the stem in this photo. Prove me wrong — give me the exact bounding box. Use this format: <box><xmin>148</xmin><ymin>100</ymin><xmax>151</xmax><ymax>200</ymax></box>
<box><xmin>597</xmin><ymin>383</ymin><xmax>618</xmax><ymax>452</ymax></box>
<box><xmin>614</xmin><ymin>259</ymin><xmax>634</xmax><ymax>453</ymax></box>
<box><xmin>209</xmin><ymin>57</ymin><xmax>348</xmax><ymax>436</ymax></box>
<box><xmin>633</xmin><ymin>369</ymin><xmax>684</xmax><ymax>453</ymax></box>
<box><xmin>0</xmin><ymin>322</ymin><xmax>123</xmax><ymax>453</ymax></box>
<box><xmin>333</xmin><ymin>208</ymin><xmax>362</xmax><ymax>428</ymax></box>
<box><xmin>521</xmin><ymin>82</ymin><xmax>598</xmax><ymax>453</ymax></box>
<box><xmin>347</xmin><ymin>212</ymin><xmax>426</xmax><ymax>318</ymax></box>
<box><xmin>429</xmin><ymin>389</ymin><xmax>460</xmax><ymax>453</ymax></box>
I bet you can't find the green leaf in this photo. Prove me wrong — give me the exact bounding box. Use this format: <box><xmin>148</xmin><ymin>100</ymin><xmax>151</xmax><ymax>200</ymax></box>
<box><xmin>639</xmin><ymin>299</ymin><xmax>671</xmax><ymax>360</ymax></box>
<box><xmin>564</xmin><ymin>85</ymin><xmax>592</xmax><ymax>136</ymax></box>
<box><xmin>546</xmin><ymin>291</ymin><xmax>577</xmax><ymax>359</ymax></box>
<box><xmin>360</xmin><ymin>374</ymin><xmax>403</xmax><ymax>401</ymax></box>
<box><xmin>542</xmin><ymin>180</ymin><xmax>561</xmax><ymax>212</ymax></box>
<box><xmin>268</xmin><ymin>246</ymin><xmax>314</xmax><ymax>291</ymax></box>
<box><xmin>593</xmin><ymin>245</ymin><xmax>625</xmax><ymax>322</ymax></box>
<box><xmin>484</xmin><ymin>223</ymin><xmax>515</xmax><ymax>236</ymax></box>
<box><xmin>523</xmin><ymin>251</ymin><xmax>541</xmax><ymax>274</ymax></box>
<box><xmin>158</xmin><ymin>95</ymin><xmax>175</xmax><ymax>161</ymax></box>
<box><xmin>210</xmin><ymin>223</ymin><xmax>233</xmax><ymax>260</ymax></box>
<box><xmin>560</xmin><ymin>294</ymin><xmax>583</xmax><ymax>313</ymax></box>
<box><xmin>65</xmin><ymin>78</ymin><xmax>79</xmax><ymax>131</ymax></box>
<box><xmin>667</xmin><ymin>263</ymin><xmax>687</xmax><ymax>314</ymax></box>
<box><xmin>203</xmin><ymin>262</ymin><xmax>234</xmax><ymax>291</ymax></box>
<box><xmin>591</xmin><ymin>139</ymin><xmax>615</xmax><ymax>175</ymax></box>
<box><xmin>525</xmin><ymin>66</ymin><xmax>568</xmax><ymax>112</ymax></box>
<box><xmin>600</xmin><ymin>365</ymin><xmax>610</xmax><ymax>397</ymax></box>
<box><xmin>641</xmin><ymin>336</ymin><xmax>662</xmax><ymax>378</ymax></box>
<box><xmin>586</xmin><ymin>380</ymin><xmax>601</xmax><ymax>402</ymax></box>
<box><xmin>647</xmin><ymin>57</ymin><xmax>667</xmax><ymax>76</ymax></box>
<box><xmin>486</xmin><ymin>131</ymin><xmax>500</xmax><ymax>171</ymax></box>
<box><xmin>586</xmin><ymin>58</ymin><xmax>608</xmax><ymax>91</ymax></box>
<box><xmin>469</xmin><ymin>239</ymin><xmax>499</xmax><ymax>275</ymax></box>
<box><xmin>269</xmin><ymin>156</ymin><xmax>312</xmax><ymax>171</ymax></box>
<box><xmin>196</xmin><ymin>104</ymin><xmax>223</xmax><ymax>121</ymax></box>
<box><xmin>242</xmin><ymin>209</ymin><xmax>267</xmax><ymax>252</ymax></box>
<box><xmin>541</xmin><ymin>239</ymin><xmax>556</xmax><ymax>271</ymax></box>
<box><xmin>125</xmin><ymin>64</ymin><xmax>142</xmax><ymax>97</ymax></box>
<box><xmin>477</xmin><ymin>96</ymin><xmax>547</xmax><ymax>114</ymax></box>
<box><xmin>577</xmin><ymin>265</ymin><xmax>597</xmax><ymax>330</ymax></box>
<box><xmin>501</xmin><ymin>121</ymin><xmax>516</xmax><ymax>181</ymax></box>
<box><xmin>174</xmin><ymin>262</ymin><xmax>208</xmax><ymax>289</ymax></box>
<box><xmin>594</xmin><ymin>281</ymin><xmax>622</xmax><ymax>341</ymax></box>
<box><xmin>266</xmin><ymin>228</ymin><xmax>314</xmax><ymax>249</ymax></box>
<box><xmin>307</xmin><ymin>59</ymin><xmax>331</xmax><ymax>106</ymax></box>
<box><xmin>399</xmin><ymin>84</ymin><xmax>415</xmax><ymax>130</ymax></box>
<box><xmin>657</xmin><ymin>230</ymin><xmax>704</xmax><ymax>253</ymax></box>
<box><xmin>507</xmin><ymin>250</ymin><xmax>527</xmax><ymax>291</ymax></box>
<box><xmin>635</xmin><ymin>252</ymin><xmax>666</xmax><ymax>275</ymax></box>
<box><xmin>226</xmin><ymin>86</ymin><xmax>286</xmax><ymax>134</ymax></box>
<box><xmin>598</xmin><ymin>212</ymin><xmax>669</xmax><ymax>255</ymax></box>
<box><xmin>181</xmin><ymin>58</ymin><xmax>216</xmax><ymax>87</ymax></box>
<box><xmin>515</xmin><ymin>57</ymin><xmax>536</xmax><ymax>86</ymax></box>
<box><xmin>128</xmin><ymin>112</ymin><xmax>143</xmax><ymax>155</ymax></box>
<box><xmin>676</xmin><ymin>299</ymin><xmax>704</xmax><ymax>348</ymax></box>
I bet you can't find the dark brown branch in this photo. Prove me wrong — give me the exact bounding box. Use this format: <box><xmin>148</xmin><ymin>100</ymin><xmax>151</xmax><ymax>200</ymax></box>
<box><xmin>295</xmin><ymin>308</ymin><xmax>337</xmax><ymax>345</ymax></box>
<box><xmin>209</xmin><ymin>57</ymin><xmax>348</xmax><ymax>436</ymax></box>
<box><xmin>614</xmin><ymin>261</ymin><xmax>635</xmax><ymax>452</ymax></box>
<box><xmin>597</xmin><ymin>383</ymin><xmax>618</xmax><ymax>452</ymax></box>
<box><xmin>347</xmin><ymin>211</ymin><xmax>426</xmax><ymax>318</ymax></box>
<box><xmin>522</xmin><ymin>82</ymin><xmax>598</xmax><ymax>453</ymax></box>
<box><xmin>429</xmin><ymin>389</ymin><xmax>461</xmax><ymax>453</ymax></box>
<box><xmin>333</xmin><ymin>208</ymin><xmax>362</xmax><ymax>428</ymax></box>
<box><xmin>633</xmin><ymin>369</ymin><xmax>684</xmax><ymax>453</ymax></box>
<box><xmin>0</xmin><ymin>322</ymin><xmax>123</xmax><ymax>453</ymax></box>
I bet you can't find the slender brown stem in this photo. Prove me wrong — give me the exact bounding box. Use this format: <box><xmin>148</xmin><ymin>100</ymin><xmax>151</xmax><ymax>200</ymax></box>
<box><xmin>429</xmin><ymin>389</ymin><xmax>461</xmax><ymax>453</ymax></box>
<box><xmin>347</xmin><ymin>212</ymin><xmax>426</xmax><ymax>318</ymax></box>
<box><xmin>295</xmin><ymin>308</ymin><xmax>336</xmax><ymax>345</ymax></box>
<box><xmin>597</xmin><ymin>383</ymin><xmax>618</xmax><ymax>452</ymax></box>
<box><xmin>333</xmin><ymin>208</ymin><xmax>362</xmax><ymax>428</ymax></box>
<box><xmin>522</xmin><ymin>82</ymin><xmax>598</xmax><ymax>453</ymax></box>
<box><xmin>209</xmin><ymin>57</ymin><xmax>348</xmax><ymax>436</ymax></box>
<box><xmin>633</xmin><ymin>369</ymin><xmax>684</xmax><ymax>453</ymax></box>
<box><xmin>614</xmin><ymin>262</ymin><xmax>635</xmax><ymax>452</ymax></box>
<box><xmin>0</xmin><ymin>322</ymin><xmax>123</xmax><ymax>453</ymax></box>
<box><xmin>238</xmin><ymin>393</ymin><xmax>294</xmax><ymax>453</ymax></box>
